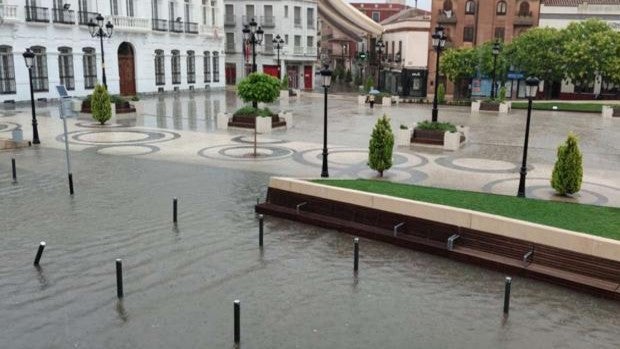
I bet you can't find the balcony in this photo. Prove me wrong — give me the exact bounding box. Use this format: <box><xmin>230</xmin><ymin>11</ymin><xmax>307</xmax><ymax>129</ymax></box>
<box><xmin>0</xmin><ymin>5</ymin><xmax>18</xmax><ymax>22</ymax></box>
<box><xmin>170</xmin><ymin>20</ymin><xmax>184</xmax><ymax>33</ymax></box>
<box><xmin>294</xmin><ymin>18</ymin><xmax>301</xmax><ymax>28</ymax></box>
<box><xmin>152</xmin><ymin>18</ymin><xmax>168</xmax><ymax>31</ymax></box>
<box><xmin>185</xmin><ymin>22</ymin><xmax>198</xmax><ymax>34</ymax></box>
<box><xmin>25</xmin><ymin>6</ymin><xmax>49</xmax><ymax>23</ymax></box>
<box><xmin>261</xmin><ymin>15</ymin><xmax>275</xmax><ymax>28</ymax></box>
<box><xmin>109</xmin><ymin>16</ymin><xmax>150</xmax><ymax>32</ymax></box>
<box><xmin>78</xmin><ymin>11</ymin><xmax>98</xmax><ymax>25</ymax></box>
<box><xmin>224</xmin><ymin>14</ymin><xmax>235</xmax><ymax>26</ymax></box>
<box><xmin>293</xmin><ymin>46</ymin><xmax>304</xmax><ymax>55</ymax></box>
<box><xmin>263</xmin><ymin>45</ymin><xmax>274</xmax><ymax>55</ymax></box>
<box><xmin>225</xmin><ymin>42</ymin><xmax>236</xmax><ymax>53</ymax></box>
<box><xmin>436</xmin><ymin>12</ymin><xmax>456</xmax><ymax>25</ymax></box>
<box><xmin>514</xmin><ymin>12</ymin><xmax>533</xmax><ymax>26</ymax></box>
<box><xmin>52</xmin><ymin>8</ymin><xmax>75</xmax><ymax>25</ymax></box>
<box><xmin>306</xmin><ymin>47</ymin><xmax>315</xmax><ymax>56</ymax></box>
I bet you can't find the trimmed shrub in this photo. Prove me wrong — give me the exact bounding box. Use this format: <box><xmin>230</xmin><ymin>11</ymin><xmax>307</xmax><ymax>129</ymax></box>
<box><xmin>416</xmin><ymin>120</ymin><xmax>457</xmax><ymax>132</ymax></box>
<box><xmin>364</xmin><ymin>77</ymin><xmax>375</xmax><ymax>93</ymax></box>
<box><xmin>91</xmin><ymin>84</ymin><xmax>112</xmax><ymax>125</ymax></box>
<box><xmin>498</xmin><ymin>86</ymin><xmax>507</xmax><ymax>102</ymax></box>
<box><xmin>368</xmin><ymin>115</ymin><xmax>394</xmax><ymax>177</ymax></box>
<box><xmin>437</xmin><ymin>84</ymin><xmax>446</xmax><ymax>104</ymax></box>
<box><xmin>551</xmin><ymin>133</ymin><xmax>583</xmax><ymax>195</ymax></box>
<box><xmin>237</xmin><ymin>72</ymin><xmax>281</xmax><ymax>104</ymax></box>
<box><xmin>233</xmin><ymin>106</ymin><xmax>276</xmax><ymax>117</ymax></box>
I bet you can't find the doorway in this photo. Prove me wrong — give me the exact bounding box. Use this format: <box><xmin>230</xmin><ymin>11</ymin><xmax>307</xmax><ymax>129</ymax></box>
<box><xmin>117</xmin><ymin>42</ymin><xmax>136</xmax><ymax>96</ymax></box>
<box><xmin>304</xmin><ymin>65</ymin><xmax>313</xmax><ymax>89</ymax></box>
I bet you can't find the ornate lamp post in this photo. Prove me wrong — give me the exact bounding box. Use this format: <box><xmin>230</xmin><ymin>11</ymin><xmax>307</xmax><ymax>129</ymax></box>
<box><xmin>88</xmin><ymin>13</ymin><xmax>113</xmax><ymax>89</ymax></box>
<box><xmin>517</xmin><ymin>76</ymin><xmax>540</xmax><ymax>198</ymax></box>
<box><xmin>242</xmin><ymin>18</ymin><xmax>263</xmax><ymax>108</ymax></box>
<box><xmin>375</xmin><ymin>37</ymin><xmax>385</xmax><ymax>90</ymax></box>
<box><xmin>320</xmin><ymin>65</ymin><xmax>332</xmax><ymax>178</ymax></box>
<box><xmin>272</xmin><ymin>34</ymin><xmax>285</xmax><ymax>79</ymax></box>
<box><xmin>23</xmin><ymin>48</ymin><xmax>40</xmax><ymax>144</ymax></box>
<box><xmin>491</xmin><ymin>40</ymin><xmax>501</xmax><ymax>99</ymax></box>
<box><xmin>431</xmin><ymin>25</ymin><xmax>447</xmax><ymax>123</ymax></box>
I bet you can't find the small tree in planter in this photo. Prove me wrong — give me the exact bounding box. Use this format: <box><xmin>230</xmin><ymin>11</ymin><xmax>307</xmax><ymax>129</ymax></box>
<box><xmin>368</xmin><ymin>115</ymin><xmax>394</xmax><ymax>177</ymax></box>
<box><xmin>280</xmin><ymin>74</ymin><xmax>289</xmax><ymax>91</ymax></box>
<box><xmin>551</xmin><ymin>133</ymin><xmax>583</xmax><ymax>196</ymax></box>
<box><xmin>91</xmin><ymin>84</ymin><xmax>112</xmax><ymax>125</ymax></box>
<box><xmin>237</xmin><ymin>72</ymin><xmax>281</xmax><ymax>109</ymax></box>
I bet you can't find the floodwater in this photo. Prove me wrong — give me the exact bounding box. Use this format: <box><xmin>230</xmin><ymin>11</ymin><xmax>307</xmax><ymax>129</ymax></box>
<box><xmin>1</xmin><ymin>148</ymin><xmax>619</xmax><ymax>349</ymax></box>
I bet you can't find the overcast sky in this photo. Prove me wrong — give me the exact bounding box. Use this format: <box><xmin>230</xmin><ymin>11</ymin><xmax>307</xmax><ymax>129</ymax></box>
<box><xmin>347</xmin><ymin>0</ymin><xmax>432</xmax><ymax>11</ymax></box>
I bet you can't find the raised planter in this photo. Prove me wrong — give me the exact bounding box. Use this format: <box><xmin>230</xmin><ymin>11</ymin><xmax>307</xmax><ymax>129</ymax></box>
<box><xmin>227</xmin><ymin>114</ymin><xmax>286</xmax><ymax>133</ymax></box>
<box><xmin>602</xmin><ymin>105</ymin><xmax>620</xmax><ymax>118</ymax></box>
<box><xmin>279</xmin><ymin>111</ymin><xmax>294</xmax><ymax>128</ymax></box>
<box><xmin>216</xmin><ymin>112</ymin><xmax>230</xmax><ymax>129</ymax></box>
<box><xmin>395</xmin><ymin>128</ymin><xmax>412</xmax><ymax>146</ymax></box>
<box><xmin>381</xmin><ymin>97</ymin><xmax>392</xmax><ymax>107</ymax></box>
<box><xmin>279</xmin><ymin>90</ymin><xmax>289</xmax><ymax>100</ymax></box>
<box><xmin>479</xmin><ymin>101</ymin><xmax>500</xmax><ymax>111</ymax></box>
<box><xmin>471</xmin><ymin>100</ymin><xmax>480</xmax><ymax>112</ymax></box>
<box><xmin>81</xmin><ymin>101</ymin><xmax>135</xmax><ymax>115</ymax></box>
<box><xmin>443</xmin><ymin>131</ymin><xmax>462</xmax><ymax>151</ymax></box>
<box><xmin>411</xmin><ymin>128</ymin><xmax>466</xmax><ymax>150</ymax></box>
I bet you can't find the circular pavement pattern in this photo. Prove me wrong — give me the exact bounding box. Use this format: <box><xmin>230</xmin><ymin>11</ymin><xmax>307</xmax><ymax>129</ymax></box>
<box><xmin>0</xmin><ymin>121</ymin><xmax>21</xmax><ymax>133</ymax></box>
<box><xmin>198</xmin><ymin>144</ymin><xmax>295</xmax><ymax>161</ymax></box>
<box><xmin>75</xmin><ymin>121</ymin><xmax>128</xmax><ymax>129</ymax></box>
<box><xmin>96</xmin><ymin>145</ymin><xmax>159</xmax><ymax>156</ymax></box>
<box><xmin>293</xmin><ymin>148</ymin><xmax>428</xmax><ymax>169</ymax></box>
<box><xmin>230</xmin><ymin>135</ymin><xmax>288</xmax><ymax>145</ymax></box>
<box><xmin>435</xmin><ymin>156</ymin><xmax>521</xmax><ymax>174</ymax></box>
<box><xmin>57</xmin><ymin>129</ymin><xmax>181</xmax><ymax>146</ymax></box>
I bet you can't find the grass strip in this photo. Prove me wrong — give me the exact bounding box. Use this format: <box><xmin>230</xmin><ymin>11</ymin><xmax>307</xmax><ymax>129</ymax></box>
<box><xmin>511</xmin><ymin>102</ymin><xmax>619</xmax><ymax>113</ymax></box>
<box><xmin>313</xmin><ymin>179</ymin><xmax>620</xmax><ymax>241</ymax></box>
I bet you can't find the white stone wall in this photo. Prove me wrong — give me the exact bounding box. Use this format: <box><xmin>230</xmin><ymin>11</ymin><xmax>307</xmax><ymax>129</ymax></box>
<box><xmin>382</xmin><ymin>20</ymin><xmax>430</xmax><ymax>69</ymax></box>
<box><xmin>0</xmin><ymin>0</ymin><xmax>225</xmax><ymax>102</ymax></box>
<box><xmin>223</xmin><ymin>0</ymin><xmax>318</xmax><ymax>87</ymax></box>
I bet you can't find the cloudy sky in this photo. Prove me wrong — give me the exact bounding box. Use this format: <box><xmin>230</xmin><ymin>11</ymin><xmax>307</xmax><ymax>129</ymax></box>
<box><xmin>347</xmin><ymin>0</ymin><xmax>432</xmax><ymax>11</ymax></box>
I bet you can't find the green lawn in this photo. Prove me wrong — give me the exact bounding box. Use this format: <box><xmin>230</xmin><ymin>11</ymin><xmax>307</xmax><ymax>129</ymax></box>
<box><xmin>511</xmin><ymin>102</ymin><xmax>618</xmax><ymax>113</ymax></box>
<box><xmin>313</xmin><ymin>179</ymin><xmax>620</xmax><ymax>241</ymax></box>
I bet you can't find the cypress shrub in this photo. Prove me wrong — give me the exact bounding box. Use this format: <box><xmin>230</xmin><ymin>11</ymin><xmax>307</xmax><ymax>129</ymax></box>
<box><xmin>368</xmin><ymin>115</ymin><xmax>394</xmax><ymax>177</ymax></box>
<box><xmin>437</xmin><ymin>84</ymin><xmax>446</xmax><ymax>104</ymax></box>
<box><xmin>551</xmin><ymin>133</ymin><xmax>583</xmax><ymax>195</ymax></box>
<box><xmin>91</xmin><ymin>84</ymin><xmax>112</xmax><ymax>125</ymax></box>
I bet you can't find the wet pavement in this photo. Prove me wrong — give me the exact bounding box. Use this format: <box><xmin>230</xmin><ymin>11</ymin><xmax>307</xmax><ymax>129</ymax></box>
<box><xmin>1</xmin><ymin>91</ymin><xmax>620</xmax><ymax>348</ymax></box>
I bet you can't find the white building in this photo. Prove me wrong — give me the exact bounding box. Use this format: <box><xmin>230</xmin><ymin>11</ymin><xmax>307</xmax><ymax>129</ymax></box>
<box><xmin>222</xmin><ymin>0</ymin><xmax>318</xmax><ymax>89</ymax></box>
<box><xmin>540</xmin><ymin>0</ymin><xmax>620</xmax><ymax>99</ymax></box>
<box><xmin>0</xmin><ymin>0</ymin><xmax>225</xmax><ymax>102</ymax></box>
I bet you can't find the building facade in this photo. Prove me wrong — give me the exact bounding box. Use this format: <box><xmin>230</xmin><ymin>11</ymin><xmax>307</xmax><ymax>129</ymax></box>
<box><xmin>350</xmin><ymin>1</ymin><xmax>408</xmax><ymax>23</ymax></box>
<box><xmin>428</xmin><ymin>0</ymin><xmax>541</xmax><ymax>99</ymax></box>
<box><xmin>222</xmin><ymin>0</ymin><xmax>318</xmax><ymax>89</ymax></box>
<box><xmin>540</xmin><ymin>0</ymin><xmax>620</xmax><ymax>99</ymax></box>
<box><xmin>380</xmin><ymin>8</ymin><xmax>431</xmax><ymax>97</ymax></box>
<box><xmin>0</xmin><ymin>0</ymin><xmax>225</xmax><ymax>102</ymax></box>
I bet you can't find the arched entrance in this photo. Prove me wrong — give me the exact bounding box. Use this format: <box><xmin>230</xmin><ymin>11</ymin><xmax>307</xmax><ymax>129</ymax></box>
<box><xmin>117</xmin><ymin>42</ymin><xmax>136</xmax><ymax>96</ymax></box>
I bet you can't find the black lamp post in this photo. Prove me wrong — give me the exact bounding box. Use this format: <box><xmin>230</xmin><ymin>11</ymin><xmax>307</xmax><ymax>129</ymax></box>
<box><xmin>272</xmin><ymin>34</ymin><xmax>285</xmax><ymax>79</ymax></box>
<box><xmin>320</xmin><ymin>65</ymin><xmax>332</xmax><ymax>178</ymax></box>
<box><xmin>88</xmin><ymin>13</ymin><xmax>113</xmax><ymax>89</ymax></box>
<box><xmin>242</xmin><ymin>18</ymin><xmax>264</xmax><ymax>108</ymax></box>
<box><xmin>23</xmin><ymin>48</ymin><xmax>40</xmax><ymax>144</ymax></box>
<box><xmin>517</xmin><ymin>76</ymin><xmax>540</xmax><ymax>198</ymax></box>
<box><xmin>375</xmin><ymin>38</ymin><xmax>385</xmax><ymax>90</ymax></box>
<box><xmin>431</xmin><ymin>25</ymin><xmax>447</xmax><ymax>123</ymax></box>
<box><xmin>491</xmin><ymin>40</ymin><xmax>501</xmax><ymax>99</ymax></box>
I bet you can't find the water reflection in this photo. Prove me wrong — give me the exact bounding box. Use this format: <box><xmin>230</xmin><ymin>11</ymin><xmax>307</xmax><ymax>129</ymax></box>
<box><xmin>172</xmin><ymin>97</ymin><xmax>182</xmax><ymax>130</ymax></box>
<box><xmin>156</xmin><ymin>97</ymin><xmax>167</xmax><ymax>129</ymax></box>
<box><xmin>187</xmin><ymin>97</ymin><xmax>197</xmax><ymax>131</ymax></box>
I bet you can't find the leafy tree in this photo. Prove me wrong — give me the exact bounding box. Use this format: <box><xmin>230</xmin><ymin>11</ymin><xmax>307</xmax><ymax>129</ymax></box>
<box><xmin>476</xmin><ymin>41</ymin><xmax>510</xmax><ymax>82</ymax></box>
<box><xmin>561</xmin><ymin>19</ymin><xmax>619</xmax><ymax>89</ymax></box>
<box><xmin>368</xmin><ymin>115</ymin><xmax>394</xmax><ymax>177</ymax></box>
<box><xmin>91</xmin><ymin>84</ymin><xmax>112</xmax><ymax>125</ymax></box>
<box><xmin>551</xmin><ymin>133</ymin><xmax>583</xmax><ymax>196</ymax></box>
<box><xmin>504</xmin><ymin>27</ymin><xmax>564</xmax><ymax>84</ymax></box>
<box><xmin>364</xmin><ymin>77</ymin><xmax>375</xmax><ymax>92</ymax></box>
<box><xmin>437</xmin><ymin>84</ymin><xmax>446</xmax><ymax>104</ymax></box>
<box><xmin>237</xmin><ymin>73</ymin><xmax>281</xmax><ymax>107</ymax></box>
<box><xmin>440</xmin><ymin>47</ymin><xmax>478</xmax><ymax>82</ymax></box>
<box><xmin>498</xmin><ymin>86</ymin><xmax>507</xmax><ymax>102</ymax></box>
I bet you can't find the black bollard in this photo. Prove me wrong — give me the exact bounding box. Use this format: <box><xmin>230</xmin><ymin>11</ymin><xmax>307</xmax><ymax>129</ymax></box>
<box><xmin>234</xmin><ymin>299</ymin><xmax>240</xmax><ymax>344</ymax></box>
<box><xmin>68</xmin><ymin>173</ymin><xmax>74</xmax><ymax>195</ymax></box>
<box><xmin>11</xmin><ymin>158</ymin><xmax>17</xmax><ymax>182</ymax></box>
<box><xmin>354</xmin><ymin>238</ymin><xmax>359</xmax><ymax>272</ymax></box>
<box><xmin>259</xmin><ymin>214</ymin><xmax>264</xmax><ymax>247</ymax></box>
<box><xmin>503</xmin><ymin>277</ymin><xmax>511</xmax><ymax>315</ymax></box>
<box><xmin>33</xmin><ymin>241</ymin><xmax>46</xmax><ymax>265</ymax></box>
<box><xmin>173</xmin><ymin>198</ymin><xmax>178</xmax><ymax>223</ymax></box>
<box><xmin>116</xmin><ymin>259</ymin><xmax>124</xmax><ymax>298</ymax></box>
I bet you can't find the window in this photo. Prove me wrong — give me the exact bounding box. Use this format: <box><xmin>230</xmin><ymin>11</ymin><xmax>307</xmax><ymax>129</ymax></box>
<box><xmin>443</xmin><ymin>0</ymin><xmax>453</xmax><ymax>11</ymax></box>
<box><xmin>284</xmin><ymin>5</ymin><xmax>288</xmax><ymax>18</ymax></box>
<box><xmin>496</xmin><ymin>1</ymin><xmax>507</xmax><ymax>15</ymax></box>
<box><xmin>187</xmin><ymin>50</ymin><xmax>195</xmax><ymax>83</ymax></box>
<box><xmin>246</xmin><ymin>4</ymin><xmax>254</xmax><ymax>18</ymax></box>
<box><xmin>463</xmin><ymin>26</ymin><xmax>474</xmax><ymax>42</ymax></box>
<box><xmin>307</xmin><ymin>8</ymin><xmax>314</xmax><ymax>28</ymax></box>
<box><xmin>465</xmin><ymin>1</ymin><xmax>475</xmax><ymax>14</ymax></box>
<box><xmin>202</xmin><ymin>0</ymin><xmax>208</xmax><ymax>25</ymax></box>
<box><xmin>57</xmin><ymin>47</ymin><xmax>75</xmax><ymax>90</ymax></box>
<box><xmin>225</xmin><ymin>32</ymin><xmax>235</xmax><ymax>52</ymax></box>
<box><xmin>264</xmin><ymin>34</ymin><xmax>273</xmax><ymax>53</ymax></box>
<box><xmin>391</xmin><ymin>41</ymin><xmax>395</xmax><ymax>61</ymax></box>
<box><xmin>82</xmin><ymin>47</ymin><xmax>97</xmax><ymax>89</ymax></box>
<box><xmin>152</xmin><ymin>0</ymin><xmax>159</xmax><ymax>19</ymax></box>
<box><xmin>31</xmin><ymin>46</ymin><xmax>48</xmax><ymax>92</ymax></box>
<box><xmin>204</xmin><ymin>51</ymin><xmax>211</xmax><ymax>82</ymax></box>
<box><xmin>519</xmin><ymin>1</ymin><xmax>530</xmax><ymax>16</ymax></box>
<box><xmin>0</xmin><ymin>46</ymin><xmax>16</xmax><ymax>94</ymax></box>
<box><xmin>494</xmin><ymin>27</ymin><xmax>505</xmax><ymax>41</ymax></box>
<box><xmin>127</xmin><ymin>0</ymin><xmax>134</xmax><ymax>17</ymax></box>
<box><xmin>294</xmin><ymin>6</ymin><xmax>301</xmax><ymax>27</ymax></box>
<box><xmin>371</xmin><ymin>11</ymin><xmax>380</xmax><ymax>22</ymax></box>
<box><xmin>169</xmin><ymin>1</ymin><xmax>175</xmax><ymax>21</ymax></box>
<box><xmin>155</xmin><ymin>49</ymin><xmax>165</xmax><ymax>85</ymax></box>
<box><xmin>284</xmin><ymin>34</ymin><xmax>289</xmax><ymax>45</ymax></box>
<box><xmin>294</xmin><ymin>35</ymin><xmax>301</xmax><ymax>47</ymax></box>
<box><xmin>307</xmin><ymin>36</ymin><xmax>313</xmax><ymax>49</ymax></box>
<box><xmin>171</xmin><ymin>50</ymin><xmax>181</xmax><ymax>84</ymax></box>
<box><xmin>211</xmin><ymin>0</ymin><xmax>217</xmax><ymax>26</ymax></box>
<box><xmin>212</xmin><ymin>52</ymin><xmax>219</xmax><ymax>82</ymax></box>
<box><xmin>110</xmin><ymin>0</ymin><xmax>119</xmax><ymax>16</ymax></box>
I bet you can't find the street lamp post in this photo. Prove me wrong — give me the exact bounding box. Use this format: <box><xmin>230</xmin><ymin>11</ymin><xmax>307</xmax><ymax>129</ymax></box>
<box><xmin>272</xmin><ymin>34</ymin><xmax>285</xmax><ymax>79</ymax></box>
<box><xmin>491</xmin><ymin>40</ymin><xmax>501</xmax><ymax>99</ymax></box>
<box><xmin>23</xmin><ymin>48</ymin><xmax>40</xmax><ymax>144</ymax></box>
<box><xmin>517</xmin><ymin>76</ymin><xmax>540</xmax><ymax>198</ymax></box>
<box><xmin>431</xmin><ymin>25</ymin><xmax>447</xmax><ymax>123</ymax></box>
<box><xmin>88</xmin><ymin>13</ymin><xmax>113</xmax><ymax>89</ymax></box>
<box><xmin>375</xmin><ymin>38</ymin><xmax>385</xmax><ymax>90</ymax></box>
<box><xmin>242</xmin><ymin>18</ymin><xmax>264</xmax><ymax>108</ymax></box>
<box><xmin>320</xmin><ymin>65</ymin><xmax>332</xmax><ymax>178</ymax></box>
